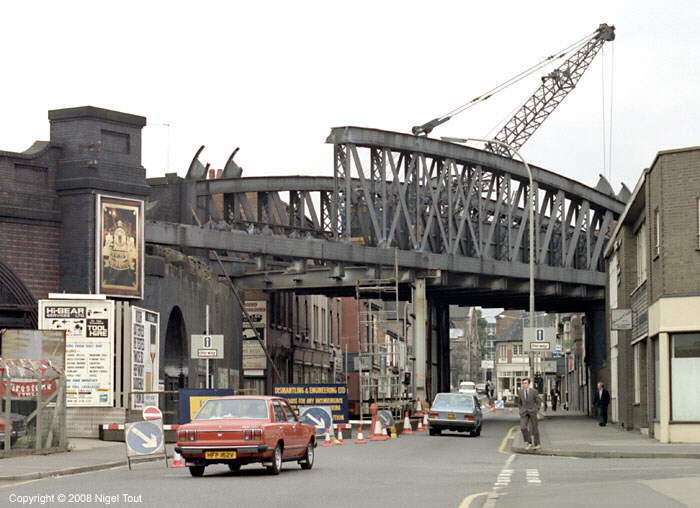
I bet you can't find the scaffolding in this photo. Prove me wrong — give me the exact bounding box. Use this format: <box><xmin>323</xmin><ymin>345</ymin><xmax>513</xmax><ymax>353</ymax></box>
<box><xmin>352</xmin><ymin>250</ymin><xmax>410</xmax><ymax>422</ymax></box>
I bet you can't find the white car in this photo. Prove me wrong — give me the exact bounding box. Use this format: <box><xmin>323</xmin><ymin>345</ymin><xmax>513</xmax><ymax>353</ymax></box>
<box><xmin>458</xmin><ymin>381</ymin><xmax>477</xmax><ymax>395</ymax></box>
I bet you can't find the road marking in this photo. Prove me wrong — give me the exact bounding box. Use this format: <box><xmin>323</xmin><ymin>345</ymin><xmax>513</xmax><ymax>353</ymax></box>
<box><xmin>526</xmin><ymin>468</ymin><xmax>542</xmax><ymax>485</ymax></box>
<box><xmin>498</xmin><ymin>425</ymin><xmax>519</xmax><ymax>454</ymax></box>
<box><xmin>458</xmin><ymin>491</ymin><xmax>489</xmax><ymax>508</ymax></box>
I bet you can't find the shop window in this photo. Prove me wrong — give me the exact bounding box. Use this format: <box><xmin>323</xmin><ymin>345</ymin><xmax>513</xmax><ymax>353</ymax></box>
<box><xmin>671</xmin><ymin>333</ymin><xmax>700</xmax><ymax>421</ymax></box>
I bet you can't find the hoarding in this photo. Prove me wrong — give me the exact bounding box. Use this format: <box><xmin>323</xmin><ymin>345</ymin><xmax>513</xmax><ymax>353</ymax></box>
<box><xmin>0</xmin><ymin>329</ymin><xmax>66</xmax><ymax>371</ymax></box>
<box><xmin>273</xmin><ymin>384</ymin><xmax>349</xmax><ymax>424</ymax></box>
<box><xmin>39</xmin><ymin>298</ymin><xmax>115</xmax><ymax>407</ymax></box>
<box><xmin>242</xmin><ymin>301</ymin><xmax>267</xmax><ymax>373</ymax></box>
<box><xmin>96</xmin><ymin>195</ymin><xmax>144</xmax><ymax>299</ymax></box>
<box><xmin>131</xmin><ymin>307</ymin><xmax>160</xmax><ymax>409</ymax></box>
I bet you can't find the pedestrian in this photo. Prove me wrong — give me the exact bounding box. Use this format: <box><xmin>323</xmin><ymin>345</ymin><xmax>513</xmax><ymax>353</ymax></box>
<box><xmin>593</xmin><ymin>382</ymin><xmax>611</xmax><ymax>426</ymax></box>
<box><xmin>550</xmin><ymin>387</ymin><xmax>559</xmax><ymax>411</ymax></box>
<box><xmin>517</xmin><ymin>378</ymin><xmax>542</xmax><ymax>450</ymax></box>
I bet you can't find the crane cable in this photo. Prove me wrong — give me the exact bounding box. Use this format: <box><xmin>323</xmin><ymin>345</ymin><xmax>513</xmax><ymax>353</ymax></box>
<box><xmin>600</xmin><ymin>42</ymin><xmax>616</xmax><ymax>181</ymax></box>
<box><xmin>434</xmin><ymin>29</ymin><xmax>598</xmax><ymax>123</ymax></box>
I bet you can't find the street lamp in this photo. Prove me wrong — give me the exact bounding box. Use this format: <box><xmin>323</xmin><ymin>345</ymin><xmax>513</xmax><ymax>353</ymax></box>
<box><xmin>441</xmin><ymin>136</ymin><xmax>536</xmax><ymax>373</ymax></box>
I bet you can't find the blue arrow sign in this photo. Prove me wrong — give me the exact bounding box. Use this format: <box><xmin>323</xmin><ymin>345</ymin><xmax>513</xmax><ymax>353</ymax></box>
<box><xmin>300</xmin><ymin>407</ymin><xmax>333</xmax><ymax>436</ymax></box>
<box><xmin>126</xmin><ymin>420</ymin><xmax>164</xmax><ymax>456</ymax></box>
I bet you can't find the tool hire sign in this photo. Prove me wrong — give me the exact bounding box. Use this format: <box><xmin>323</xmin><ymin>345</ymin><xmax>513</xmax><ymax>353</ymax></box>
<box><xmin>39</xmin><ymin>298</ymin><xmax>115</xmax><ymax>407</ymax></box>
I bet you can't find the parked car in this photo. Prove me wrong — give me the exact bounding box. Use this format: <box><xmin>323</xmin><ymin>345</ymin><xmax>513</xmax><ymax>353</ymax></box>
<box><xmin>475</xmin><ymin>383</ymin><xmax>486</xmax><ymax>394</ymax></box>
<box><xmin>428</xmin><ymin>393</ymin><xmax>482</xmax><ymax>437</ymax></box>
<box><xmin>175</xmin><ymin>396</ymin><xmax>316</xmax><ymax>477</ymax></box>
<box><xmin>0</xmin><ymin>413</ymin><xmax>27</xmax><ymax>448</ymax></box>
<box><xmin>458</xmin><ymin>381</ymin><xmax>477</xmax><ymax>395</ymax></box>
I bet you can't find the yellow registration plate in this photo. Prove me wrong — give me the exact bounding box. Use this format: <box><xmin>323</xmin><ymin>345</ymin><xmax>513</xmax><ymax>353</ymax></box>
<box><xmin>205</xmin><ymin>451</ymin><xmax>237</xmax><ymax>459</ymax></box>
<box><xmin>447</xmin><ymin>413</ymin><xmax>456</xmax><ymax>420</ymax></box>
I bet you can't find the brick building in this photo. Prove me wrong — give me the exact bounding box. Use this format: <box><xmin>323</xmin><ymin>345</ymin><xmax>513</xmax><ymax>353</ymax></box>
<box><xmin>0</xmin><ymin>107</ymin><xmax>242</xmax><ymax>434</ymax></box>
<box><xmin>606</xmin><ymin>146</ymin><xmax>700</xmax><ymax>443</ymax></box>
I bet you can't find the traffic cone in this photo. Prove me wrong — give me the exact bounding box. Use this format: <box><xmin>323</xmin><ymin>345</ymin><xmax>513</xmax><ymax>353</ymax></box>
<box><xmin>334</xmin><ymin>425</ymin><xmax>344</xmax><ymax>445</ymax></box>
<box><xmin>416</xmin><ymin>416</ymin><xmax>425</xmax><ymax>432</ymax></box>
<box><xmin>370</xmin><ymin>417</ymin><xmax>388</xmax><ymax>441</ymax></box>
<box><xmin>323</xmin><ymin>427</ymin><xmax>333</xmax><ymax>447</ymax></box>
<box><xmin>355</xmin><ymin>424</ymin><xmax>366</xmax><ymax>444</ymax></box>
<box><xmin>171</xmin><ymin>451</ymin><xmax>185</xmax><ymax>468</ymax></box>
<box><xmin>381</xmin><ymin>423</ymin><xmax>389</xmax><ymax>440</ymax></box>
<box><xmin>401</xmin><ymin>411</ymin><xmax>413</xmax><ymax>435</ymax></box>
<box><xmin>422</xmin><ymin>413</ymin><xmax>429</xmax><ymax>429</ymax></box>
<box><xmin>415</xmin><ymin>398</ymin><xmax>424</xmax><ymax>416</ymax></box>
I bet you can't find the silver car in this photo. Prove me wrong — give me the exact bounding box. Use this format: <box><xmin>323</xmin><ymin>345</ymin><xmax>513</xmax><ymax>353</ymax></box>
<box><xmin>428</xmin><ymin>393</ymin><xmax>483</xmax><ymax>437</ymax></box>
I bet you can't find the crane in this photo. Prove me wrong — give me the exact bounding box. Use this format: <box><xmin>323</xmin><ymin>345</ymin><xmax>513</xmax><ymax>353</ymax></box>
<box><xmin>412</xmin><ymin>24</ymin><xmax>615</xmax><ymax>158</ymax></box>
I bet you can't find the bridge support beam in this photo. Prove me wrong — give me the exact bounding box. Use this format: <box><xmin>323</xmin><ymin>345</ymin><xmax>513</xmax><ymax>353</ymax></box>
<box><xmin>414</xmin><ymin>278</ymin><xmax>427</xmax><ymax>404</ymax></box>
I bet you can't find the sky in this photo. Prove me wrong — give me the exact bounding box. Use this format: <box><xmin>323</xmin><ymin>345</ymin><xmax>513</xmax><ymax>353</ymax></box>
<box><xmin>2</xmin><ymin>1</ymin><xmax>699</xmax><ymax>197</ymax></box>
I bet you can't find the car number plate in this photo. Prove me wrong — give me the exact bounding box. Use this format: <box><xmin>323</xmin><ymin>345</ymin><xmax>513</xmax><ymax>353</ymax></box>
<box><xmin>447</xmin><ymin>413</ymin><xmax>456</xmax><ymax>420</ymax></box>
<box><xmin>205</xmin><ymin>451</ymin><xmax>237</xmax><ymax>459</ymax></box>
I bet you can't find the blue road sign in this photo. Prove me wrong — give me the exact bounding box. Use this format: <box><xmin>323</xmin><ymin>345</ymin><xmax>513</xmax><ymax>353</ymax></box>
<box><xmin>300</xmin><ymin>407</ymin><xmax>333</xmax><ymax>436</ymax></box>
<box><xmin>125</xmin><ymin>420</ymin><xmax>164</xmax><ymax>456</ymax></box>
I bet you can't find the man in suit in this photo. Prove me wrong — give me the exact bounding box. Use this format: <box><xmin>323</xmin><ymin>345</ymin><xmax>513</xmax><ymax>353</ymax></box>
<box><xmin>517</xmin><ymin>378</ymin><xmax>542</xmax><ymax>449</ymax></box>
<box><xmin>593</xmin><ymin>382</ymin><xmax>611</xmax><ymax>426</ymax></box>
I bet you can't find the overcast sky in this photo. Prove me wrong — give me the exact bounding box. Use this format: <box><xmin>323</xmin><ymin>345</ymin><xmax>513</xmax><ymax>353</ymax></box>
<box><xmin>3</xmin><ymin>1</ymin><xmax>699</xmax><ymax>196</ymax></box>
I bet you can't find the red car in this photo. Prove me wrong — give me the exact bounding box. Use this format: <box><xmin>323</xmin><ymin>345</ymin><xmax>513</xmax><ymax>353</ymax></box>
<box><xmin>175</xmin><ymin>396</ymin><xmax>316</xmax><ymax>477</ymax></box>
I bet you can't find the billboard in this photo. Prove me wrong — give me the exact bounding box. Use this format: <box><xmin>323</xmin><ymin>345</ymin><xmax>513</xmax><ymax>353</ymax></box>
<box><xmin>130</xmin><ymin>307</ymin><xmax>160</xmax><ymax>409</ymax></box>
<box><xmin>0</xmin><ymin>329</ymin><xmax>66</xmax><ymax>371</ymax></box>
<box><xmin>273</xmin><ymin>384</ymin><xmax>349</xmax><ymax>424</ymax></box>
<box><xmin>242</xmin><ymin>301</ymin><xmax>267</xmax><ymax>373</ymax></box>
<box><xmin>96</xmin><ymin>195</ymin><xmax>144</xmax><ymax>299</ymax></box>
<box><xmin>39</xmin><ymin>298</ymin><xmax>115</xmax><ymax>407</ymax></box>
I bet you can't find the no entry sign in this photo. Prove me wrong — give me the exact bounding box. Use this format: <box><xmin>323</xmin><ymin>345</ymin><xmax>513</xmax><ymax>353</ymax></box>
<box><xmin>142</xmin><ymin>406</ymin><xmax>162</xmax><ymax>421</ymax></box>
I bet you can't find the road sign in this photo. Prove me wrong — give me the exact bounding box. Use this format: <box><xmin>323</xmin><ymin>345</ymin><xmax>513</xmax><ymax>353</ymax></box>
<box><xmin>522</xmin><ymin>327</ymin><xmax>556</xmax><ymax>353</ymax></box>
<box><xmin>540</xmin><ymin>360</ymin><xmax>558</xmax><ymax>373</ymax></box>
<box><xmin>611</xmin><ymin>308</ymin><xmax>633</xmax><ymax>330</ymax></box>
<box><xmin>142</xmin><ymin>406</ymin><xmax>162</xmax><ymax>421</ymax></box>
<box><xmin>378</xmin><ymin>410</ymin><xmax>395</xmax><ymax>429</ymax></box>
<box><xmin>299</xmin><ymin>406</ymin><xmax>333</xmax><ymax>436</ymax></box>
<box><xmin>125</xmin><ymin>420</ymin><xmax>164</xmax><ymax>456</ymax></box>
<box><xmin>190</xmin><ymin>334</ymin><xmax>224</xmax><ymax>359</ymax></box>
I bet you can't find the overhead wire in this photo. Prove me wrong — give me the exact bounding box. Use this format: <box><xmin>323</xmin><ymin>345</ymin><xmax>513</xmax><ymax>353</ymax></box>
<box><xmin>601</xmin><ymin>44</ymin><xmax>607</xmax><ymax>178</ymax></box>
<box><xmin>608</xmin><ymin>42</ymin><xmax>615</xmax><ymax>181</ymax></box>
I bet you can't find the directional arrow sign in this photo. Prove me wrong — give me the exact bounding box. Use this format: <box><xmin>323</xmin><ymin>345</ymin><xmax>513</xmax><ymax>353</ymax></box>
<box><xmin>125</xmin><ymin>420</ymin><xmax>164</xmax><ymax>456</ymax></box>
<box><xmin>299</xmin><ymin>407</ymin><xmax>333</xmax><ymax>437</ymax></box>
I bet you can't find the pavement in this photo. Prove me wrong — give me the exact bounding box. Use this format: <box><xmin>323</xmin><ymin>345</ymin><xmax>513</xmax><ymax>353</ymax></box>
<box><xmin>0</xmin><ymin>439</ymin><xmax>173</xmax><ymax>482</ymax></box>
<box><xmin>510</xmin><ymin>410</ymin><xmax>700</xmax><ymax>459</ymax></box>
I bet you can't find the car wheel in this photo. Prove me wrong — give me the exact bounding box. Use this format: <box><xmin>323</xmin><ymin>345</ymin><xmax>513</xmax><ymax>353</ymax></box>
<box><xmin>266</xmin><ymin>444</ymin><xmax>283</xmax><ymax>475</ymax></box>
<box><xmin>189</xmin><ymin>466</ymin><xmax>205</xmax><ymax>477</ymax></box>
<box><xmin>228</xmin><ymin>463</ymin><xmax>241</xmax><ymax>472</ymax></box>
<box><xmin>300</xmin><ymin>440</ymin><xmax>314</xmax><ymax>470</ymax></box>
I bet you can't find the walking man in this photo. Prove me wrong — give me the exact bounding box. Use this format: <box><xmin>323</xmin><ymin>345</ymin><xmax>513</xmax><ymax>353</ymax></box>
<box><xmin>593</xmin><ymin>382</ymin><xmax>611</xmax><ymax>426</ymax></box>
<box><xmin>517</xmin><ymin>378</ymin><xmax>542</xmax><ymax>449</ymax></box>
<box><xmin>550</xmin><ymin>387</ymin><xmax>559</xmax><ymax>411</ymax></box>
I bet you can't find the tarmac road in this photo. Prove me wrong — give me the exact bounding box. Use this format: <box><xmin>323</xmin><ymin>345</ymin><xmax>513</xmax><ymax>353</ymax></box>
<box><xmin>2</xmin><ymin>410</ymin><xmax>698</xmax><ymax>508</ymax></box>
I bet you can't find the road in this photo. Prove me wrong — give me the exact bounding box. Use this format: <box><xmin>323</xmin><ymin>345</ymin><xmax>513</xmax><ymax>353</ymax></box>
<box><xmin>2</xmin><ymin>411</ymin><xmax>699</xmax><ymax>508</ymax></box>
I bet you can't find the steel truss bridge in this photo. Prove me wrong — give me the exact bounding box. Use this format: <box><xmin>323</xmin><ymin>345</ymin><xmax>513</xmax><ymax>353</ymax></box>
<box><xmin>147</xmin><ymin>126</ymin><xmax>627</xmax><ymax>311</ymax></box>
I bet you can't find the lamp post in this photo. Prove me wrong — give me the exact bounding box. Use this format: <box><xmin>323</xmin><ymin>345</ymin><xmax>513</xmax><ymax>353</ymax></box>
<box><xmin>442</xmin><ymin>136</ymin><xmax>536</xmax><ymax>375</ymax></box>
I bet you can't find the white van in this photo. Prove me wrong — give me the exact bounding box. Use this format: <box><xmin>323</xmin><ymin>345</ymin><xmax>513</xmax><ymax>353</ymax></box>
<box><xmin>458</xmin><ymin>381</ymin><xmax>477</xmax><ymax>395</ymax></box>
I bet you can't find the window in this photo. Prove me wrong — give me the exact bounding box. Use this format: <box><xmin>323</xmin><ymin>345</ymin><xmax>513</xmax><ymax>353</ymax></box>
<box><xmin>671</xmin><ymin>333</ymin><xmax>700</xmax><ymax>421</ymax></box>
<box><xmin>654</xmin><ymin>208</ymin><xmax>660</xmax><ymax>257</ymax></box>
<box><xmin>272</xmin><ymin>401</ymin><xmax>286</xmax><ymax>422</ymax></box>
<box><xmin>636</xmin><ymin>221</ymin><xmax>647</xmax><ymax>286</ymax></box>
<box><xmin>282</xmin><ymin>402</ymin><xmax>297</xmax><ymax>422</ymax></box>
<box><xmin>513</xmin><ymin>344</ymin><xmax>523</xmax><ymax>356</ymax></box>
<box><xmin>633</xmin><ymin>344</ymin><xmax>641</xmax><ymax>404</ymax></box>
<box><xmin>498</xmin><ymin>344</ymin><xmax>507</xmax><ymax>362</ymax></box>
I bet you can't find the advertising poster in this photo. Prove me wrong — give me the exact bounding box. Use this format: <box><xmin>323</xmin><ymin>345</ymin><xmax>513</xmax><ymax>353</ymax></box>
<box><xmin>0</xmin><ymin>329</ymin><xmax>66</xmax><ymax>371</ymax></box>
<box><xmin>273</xmin><ymin>384</ymin><xmax>349</xmax><ymax>424</ymax></box>
<box><xmin>96</xmin><ymin>195</ymin><xmax>144</xmax><ymax>299</ymax></box>
<box><xmin>131</xmin><ymin>306</ymin><xmax>160</xmax><ymax>409</ymax></box>
<box><xmin>39</xmin><ymin>298</ymin><xmax>115</xmax><ymax>407</ymax></box>
<box><xmin>242</xmin><ymin>301</ymin><xmax>267</xmax><ymax>373</ymax></box>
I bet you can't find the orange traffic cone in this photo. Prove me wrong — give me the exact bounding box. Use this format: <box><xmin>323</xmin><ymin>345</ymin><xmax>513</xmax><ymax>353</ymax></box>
<box><xmin>401</xmin><ymin>411</ymin><xmax>413</xmax><ymax>435</ymax></box>
<box><xmin>415</xmin><ymin>398</ymin><xmax>424</xmax><ymax>416</ymax></box>
<box><xmin>355</xmin><ymin>424</ymin><xmax>366</xmax><ymax>444</ymax></box>
<box><xmin>370</xmin><ymin>417</ymin><xmax>388</xmax><ymax>441</ymax></box>
<box><xmin>323</xmin><ymin>427</ymin><xmax>334</xmax><ymax>447</ymax></box>
<box><xmin>381</xmin><ymin>423</ymin><xmax>389</xmax><ymax>440</ymax></box>
<box><xmin>416</xmin><ymin>417</ymin><xmax>425</xmax><ymax>432</ymax></box>
<box><xmin>422</xmin><ymin>413</ymin><xmax>429</xmax><ymax>429</ymax></box>
<box><xmin>334</xmin><ymin>425</ymin><xmax>344</xmax><ymax>445</ymax></box>
<box><xmin>171</xmin><ymin>451</ymin><xmax>185</xmax><ymax>468</ymax></box>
